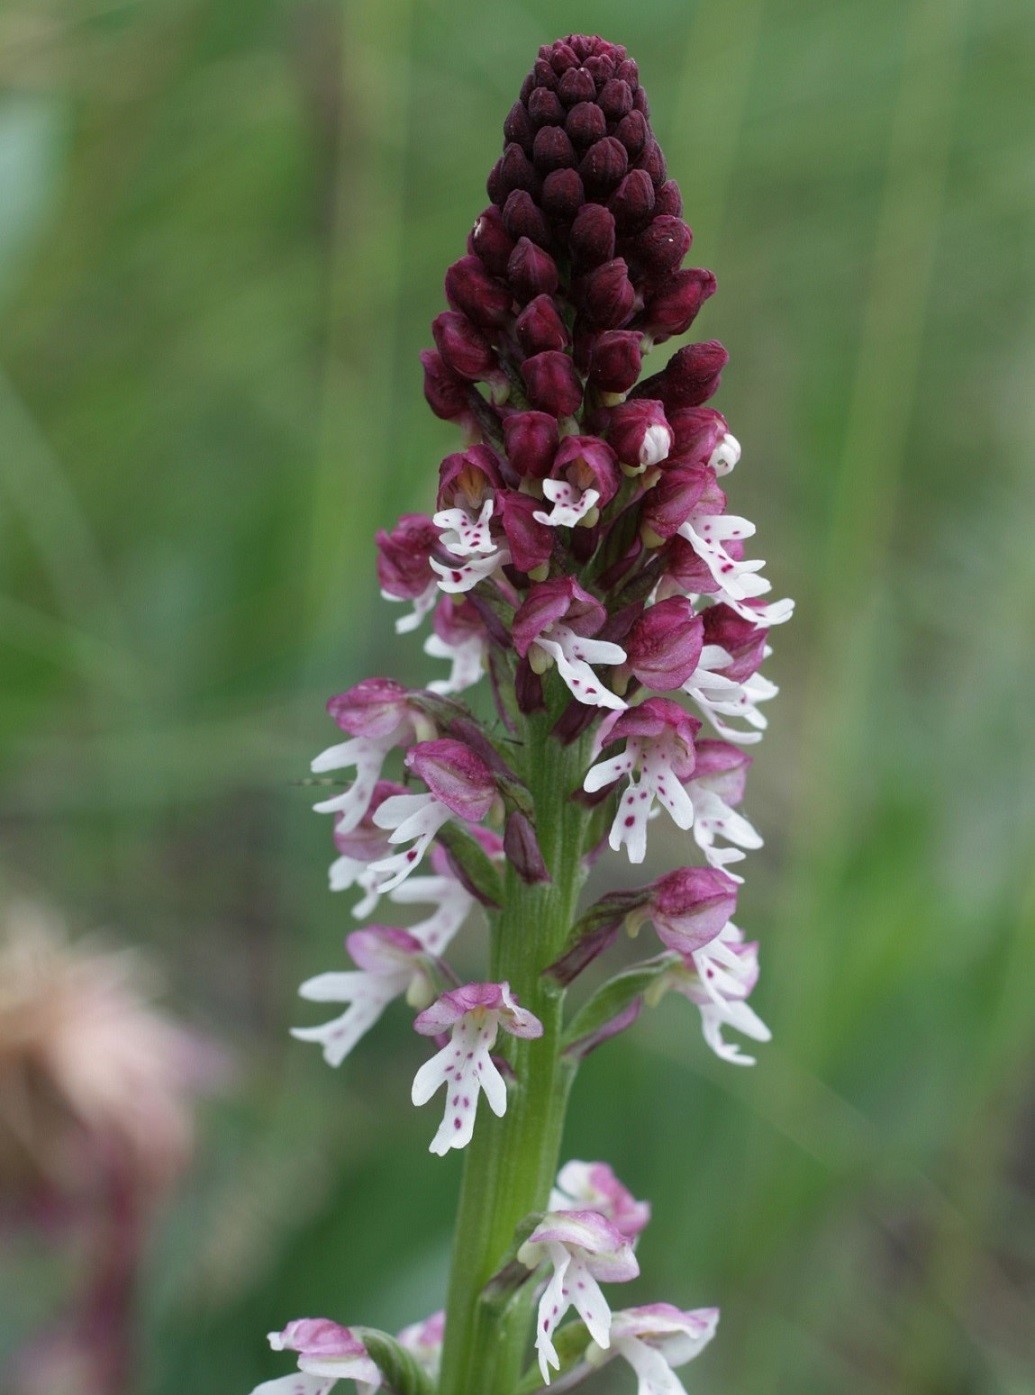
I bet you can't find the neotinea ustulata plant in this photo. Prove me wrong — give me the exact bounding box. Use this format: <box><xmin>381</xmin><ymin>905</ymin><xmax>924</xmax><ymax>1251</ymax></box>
<box><xmin>248</xmin><ymin>33</ymin><xmax>792</xmax><ymax>1395</ymax></box>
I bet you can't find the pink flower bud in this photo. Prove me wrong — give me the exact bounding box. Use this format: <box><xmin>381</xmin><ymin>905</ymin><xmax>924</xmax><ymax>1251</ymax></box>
<box><xmin>643</xmin><ymin>268</ymin><xmax>716</xmax><ymax>341</ymax></box>
<box><xmin>376</xmin><ymin>513</ymin><xmax>438</xmax><ymax>598</ymax></box>
<box><xmin>503</xmin><ymin>410</ymin><xmax>559</xmax><ymax>479</ymax></box>
<box><xmin>587</xmin><ymin>330</ymin><xmax>642</xmax><ymax>393</ymax></box>
<box><xmin>580</xmin><ymin>135</ymin><xmax>629</xmax><ymax>191</ymax></box>
<box><xmin>327</xmin><ymin>677</ymin><xmax>411</xmax><ymax>739</ymax></box>
<box><xmin>541</xmin><ymin>167</ymin><xmax>585</xmax><ymax>221</ymax></box>
<box><xmin>420</xmin><ymin>348</ymin><xmax>471</xmax><ymax>422</ymax></box>
<box><xmin>469</xmin><ymin>205</ymin><xmax>516</xmax><ymax>276</ymax></box>
<box><xmin>608</xmin><ymin>168</ymin><xmax>655</xmax><ymax>230</ymax></box>
<box><xmin>515</xmin><ymin>294</ymin><xmax>570</xmax><ymax>356</ymax></box>
<box><xmin>578</xmin><ymin>257</ymin><xmax>636</xmax><ymax>327</ymax></box>
<box><xmin>701</xmin><ymin>604</ymin><xmax>769</xmax><ymax>681</ymax></box>
<box><xmin>504</xmin><ymin>810</ymin><xmax>550</xmax><ymax>883</ymax></box>
<box><xmin>633</xmin><ymin>214</ymin><xmax>692</xmax><ymax>276</ymax></box>
<box><xmin>507</xmin><ymin>238</ymin><xmax>560</xmax><ymax>303</ymax></box>
<box><xmin>521</xmin><ymin>350</ymin><xmax>584</xmax><ymax>417</ymax></box>
<box><xmin>445</xmin><ymin>255</ymin><xmax>512</xmax><ymax>328</ymax></box>
<box><xmin>503</xmin><ymin>189</ymin><xmax>550</xmax><ymax>247</ymax></box>
<box><xmin>648</xmin><ymin>867</ymin><xmax>739</xmax><ymax>955</ymax></box>
<box><xmin>625</xmin><ymin>596</ymin><xmax>704</xmax><ymax>689</ymax></box>
<box><xmin>607</xmin><ymin>398</ymin><xmax>674</xmax><ymax>470</ymax></box>
<box><xmin>569</xmin><ymin>202</ymin><xmax>616</xmax><ymax>267</ymax></box>
<box><xmin>692</xmin><ymin>739</ymin><xmax>752</xmax><ymax>805</ymax></box>
<box><xmin>406</xmin><ymin>738</ymin><xmax>497</xmax><ymax>822</ymax></box>
<box><xmin>431</xmin><ymin>311</ymin><xmax>497</xmax><ymax>380</ymax></box>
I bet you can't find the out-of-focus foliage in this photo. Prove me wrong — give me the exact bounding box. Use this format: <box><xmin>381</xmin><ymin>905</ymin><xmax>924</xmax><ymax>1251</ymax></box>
<box><xmin>0</xmin><ymin>0</ymin><xmax>1032</xmax><ymax>1392</ymax></box>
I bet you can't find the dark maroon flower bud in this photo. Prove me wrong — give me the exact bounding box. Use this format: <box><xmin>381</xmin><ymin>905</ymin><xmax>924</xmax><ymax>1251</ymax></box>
<box><xmin>445</xmin><ymin>255</ymin><xmax>512</xmax><ymax>328</ymax></box>
<box><xmin>515</xmin><ymin>293</ymin><xmax>569</xmax><ymax>356</ymax></box>
<box><xmin>578</xmin><ymin>257</ymin><xmax>635</xmax><ymax>327</ymax></box>
<box><xmin>552</xmin><ymin>434</ymin><xmax>621</xmax><ymax>508</ymax></box>
<box><xmin>507</xmin><ymin>238</ymin><xmax>560</xmax><ymax>303</ymax></box>
<box><xmin>636</xmin><ymin>137</ymin><xmax>666</xmax><ymax>185</ymax></box>
<box><xmin>432</xmin><ymin>311</ymin><xmax>497</xmax><ymax>381</ymax></box>
<box><xmin>585</xmin><ymin>52</ymin><xmax>617</xmax><ymax>84</ymax></box>
<box><xmin>548</xmin><ymin>40</ymin><xmax>579</xmax><ymax>73</ymax></box>
<box><xmin>614</xmin><ymin>109</ymin><xmax>647</xmax><ymax>156</ymax></box>
<box><xmin>420</xmin><ymin>348</ymin><xmax>471</xmax><ymax>423</ymax></box>
<box><xmin>437</xmin><ymin>444</ymin><xmax>504</xmax><ymax>512</ymax></box>
<box><xmin>533</xmin><ymin>125</ymin><xmax>576</xmax><ymax>173</ymax></box>
<box><xmin>541</xmin><ymin>168</ymin><xmax>585</xmax><ymax>221</ymax></box>
<box><xmin>502</xmin><ymin>410</ymin><xmax>558</xmax><ymax>480</ymax></box>
<box><xmin>469</xmin><ymin>205</ymin><xmax>516</xmax><ymax>277</ymax></box>
<box><xmin>503</xmin><ymin>101</ymin><xmax>534</xmax><ymax>152</ymax></box>
<box><xmin>625</xmin><ymin>596</ymin><xmax>704</xmax><ymax>689</ymax></box>
<box><xmin>406</xmin><ymin>738</ymin><xmax>497</xmax><ymax>822</ymax></box>
<box><xmin>499</xmin><ymin>141</ymin><xmax>538</xmax><ymax>196</ymax></box>
<box><xmin>587</xmin><ymin>330</ymin><xmax>642</xmax><ymax>394</ymax></box>
<box><xmin>637</xmin><ymin>340</ymin><xmax>729</xmax><ymax>410</ymax></box>
<box><xmin>643</xmin><ymin>268</ymin><xmax>716</xmax><ymax>341</ymax></box>
<box><xmin>633</xmin><ymin>215</ymin><xmax>692</xmax><ymax>276</ymax></box>
<box><xmin>647</xmin><ymin>866</ymin><xmax>739</xmax><ymax>955</ymax></box>
<box><xmin>504</xmin><ymin>810</ymin><xmax>550</xmax><ymax>884</ymax></box>
<box><xmin>557</xmin><ymin>64</ymin><xmax>596</xmax><ymax>106</ymax></box>
<box><xmin>654</xmin><ymin>179</ymin><xmax>682</xmax><ymax>218</ymax></box>
<box><xmin>599</xmin><ymin>77</ymin><xmax>633</xmax><ymax>119</ymax></box>
<box><xmin>580</xmin><ymin>136</ymin><xmax>629</xmax><ymax>191</ymax></box>
<box><xmin>497</xmin><ymin>490</ymin><xmax>553</xmax><ymax>572</ymax></box>
<box><xmin>616</xmin><ymin>57</ymin><xmax>639</xmax><ymax>87</ymax></box>
<box><xmin>533</xmin><ymin>57</ymin><xmax>558</xmax><ymax>89</ymax></box>
<box><xmin>701</xmin><ymin>604</ymin><xmax>768</xmax><ymax>682</ymax></box>
<box><xmin>569</xmin><ymin>203</ymin><xmax>616</xmax><ymax>267</ymax></box>
<box><xmin>609</xmin><ymin>169</ymin><xmax>655</xmax><ymax>230</ymax></box>
<box><xmin>566</xmin><ymin>100</ymin><xmax>607</xmax><ymax>147</ymax></box>
<box><xmin>521</xmin><ymin>350</ymin><xmax>583</xmax><ymax>417</ymax></box>
<box><xmin>607</xmin><ymin>398</ymin><xmax>674</xmax><ymax>470</ymax></box>
<box><xmin>528</xmin><ymin>86</ymin><xmax>565</xmax><ymax>126</ymax></box>
<box><xmin>502</xmin><ymin>189</ymin><xmax>551</xmax><ymax>248</ymax></box>
<box><xmin>376</xmin><ymin>513</ymin><xmax>438</xmax><ymax>599</ymax></box>
<box><xmin>668</xmin><ymin>407</ymin><xmax>729</xmax><ymax>465</ymax></box>
<box><xmin>639</xmin><ymin>463</ymin><xmax>713</xmax><ymax>543</ymax></box>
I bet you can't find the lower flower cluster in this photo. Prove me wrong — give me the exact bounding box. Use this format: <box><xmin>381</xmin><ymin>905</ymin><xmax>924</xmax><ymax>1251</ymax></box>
<box><xmin>255</xmin><ymin>1163</ymin><xmax>717</xmax><ymax>1395</ymax></box>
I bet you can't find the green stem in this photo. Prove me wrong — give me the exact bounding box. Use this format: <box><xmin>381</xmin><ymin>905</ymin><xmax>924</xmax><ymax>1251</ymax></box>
<box><xmin>438</xmin><ymin>712</ymin><xmax>591</xmax><ymax>1395</ymax></box>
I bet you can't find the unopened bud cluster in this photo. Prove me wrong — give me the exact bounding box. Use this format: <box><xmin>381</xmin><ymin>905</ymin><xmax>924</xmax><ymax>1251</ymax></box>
<box><xmin>251</xmin><ymin>34</ymin><xmax>791</xmax><ymax>1395</ymax></box>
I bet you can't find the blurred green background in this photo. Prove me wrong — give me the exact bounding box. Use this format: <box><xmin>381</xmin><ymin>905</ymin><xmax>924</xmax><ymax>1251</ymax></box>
<box><xmin>1</xmin><ymin>0</ymin><xmax>1033</xmax><ymax>1391</ymax></box>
